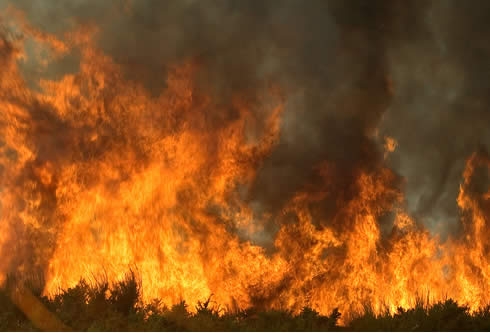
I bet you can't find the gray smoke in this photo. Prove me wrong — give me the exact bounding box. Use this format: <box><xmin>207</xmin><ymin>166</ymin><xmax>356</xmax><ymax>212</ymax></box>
<box><xmin>380</xmin><ymin>0</ymin><xmax>490</xmax><ymax>238</ymax></box>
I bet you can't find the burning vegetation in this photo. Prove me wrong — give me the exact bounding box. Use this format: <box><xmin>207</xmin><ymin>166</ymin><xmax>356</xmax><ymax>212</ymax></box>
<box><xmin>0</xmin><ymin>0</ymin><xmax>490</xmax><ymax>327</ymax></box>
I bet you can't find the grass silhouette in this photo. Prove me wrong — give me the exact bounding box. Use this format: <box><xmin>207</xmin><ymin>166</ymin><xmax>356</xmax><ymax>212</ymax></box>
<box><xmin>1</xmin><ymin>273</ymin><xmax>489</xmax><ymax>331</ymax></box>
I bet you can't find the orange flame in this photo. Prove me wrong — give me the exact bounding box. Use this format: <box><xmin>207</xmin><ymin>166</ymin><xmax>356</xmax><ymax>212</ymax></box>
<box><xmin>1</xmin><ymin>11</ymin><xmax>489</xmax><ymax>321</ymax></box>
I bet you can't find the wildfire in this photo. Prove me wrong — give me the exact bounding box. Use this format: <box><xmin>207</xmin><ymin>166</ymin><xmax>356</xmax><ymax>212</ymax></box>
<box><xmin>1</xmin><ymin>3</ymin><xmax>489</xmax><ymax>322</ymax></box>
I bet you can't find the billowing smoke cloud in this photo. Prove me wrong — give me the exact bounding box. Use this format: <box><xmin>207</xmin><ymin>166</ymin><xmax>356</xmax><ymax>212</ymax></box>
<box><xmin>379</xmin><ymin>0</ymin><xmax>490</xmax><ymax>237</ymax></box>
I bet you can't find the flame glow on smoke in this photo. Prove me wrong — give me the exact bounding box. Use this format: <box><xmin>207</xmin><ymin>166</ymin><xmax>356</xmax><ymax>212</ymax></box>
<box><xmin>1</xmin><ymin>0</ymin><xmax>490</xmax><ymax>320</ymax></box>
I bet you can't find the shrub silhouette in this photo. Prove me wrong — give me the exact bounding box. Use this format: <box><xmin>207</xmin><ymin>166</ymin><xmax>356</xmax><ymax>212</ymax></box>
<box><xmin>1</xmin><ymin>273</ymin><xmax>490</xmax><ymax>331</ymax></box>
<box><xmin>108</xmin><ymin>271</ymin><xmax>140</xmax><ymax>316</ymax></box>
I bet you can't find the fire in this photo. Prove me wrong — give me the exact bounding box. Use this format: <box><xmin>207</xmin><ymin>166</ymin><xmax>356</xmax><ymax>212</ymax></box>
<box><xmin>1</xmin><ymin>6</ymin><xmax>490</xmax><ymax>322</ymax></box>
<box><xmin>383</xmin><ymin>136</ymin><xmax>397</xmax><ymax>159</ymax></box>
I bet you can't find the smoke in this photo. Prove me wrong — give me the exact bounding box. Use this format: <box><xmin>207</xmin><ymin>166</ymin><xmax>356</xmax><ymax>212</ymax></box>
<box><xmin>379</xmin><ymin>0</ymin><xmax>490</xmax><ymax>237</ymax></box>
<box><xmin>250</xmin><ymin>1</ymin><xmax>428</xmax><ymax>219</ymax></box>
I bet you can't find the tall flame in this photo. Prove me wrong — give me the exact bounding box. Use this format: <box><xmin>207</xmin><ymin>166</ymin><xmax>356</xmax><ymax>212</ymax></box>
<box><xmin>1</xmin><ymin>4</ymin><xmax>490</xmax><ymax>321</ymax></box>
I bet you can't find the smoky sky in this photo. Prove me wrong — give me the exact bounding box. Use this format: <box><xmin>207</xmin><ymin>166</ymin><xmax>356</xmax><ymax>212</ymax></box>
<box><xmin>2</xmin><ymin>0</ymin><xmax>490</xmax><ymax>240</ymax></box>
<box><xmin>380</xmin><ymin>0</ymin><xmax>490</xmax><ymax>236</ymax></box>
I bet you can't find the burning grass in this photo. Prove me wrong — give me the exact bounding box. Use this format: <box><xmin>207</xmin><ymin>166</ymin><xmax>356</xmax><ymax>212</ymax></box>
<box><xmin>1</xmin><ymin>273</ymin><xmax>490</xmax><ymax>331</ymax></box>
